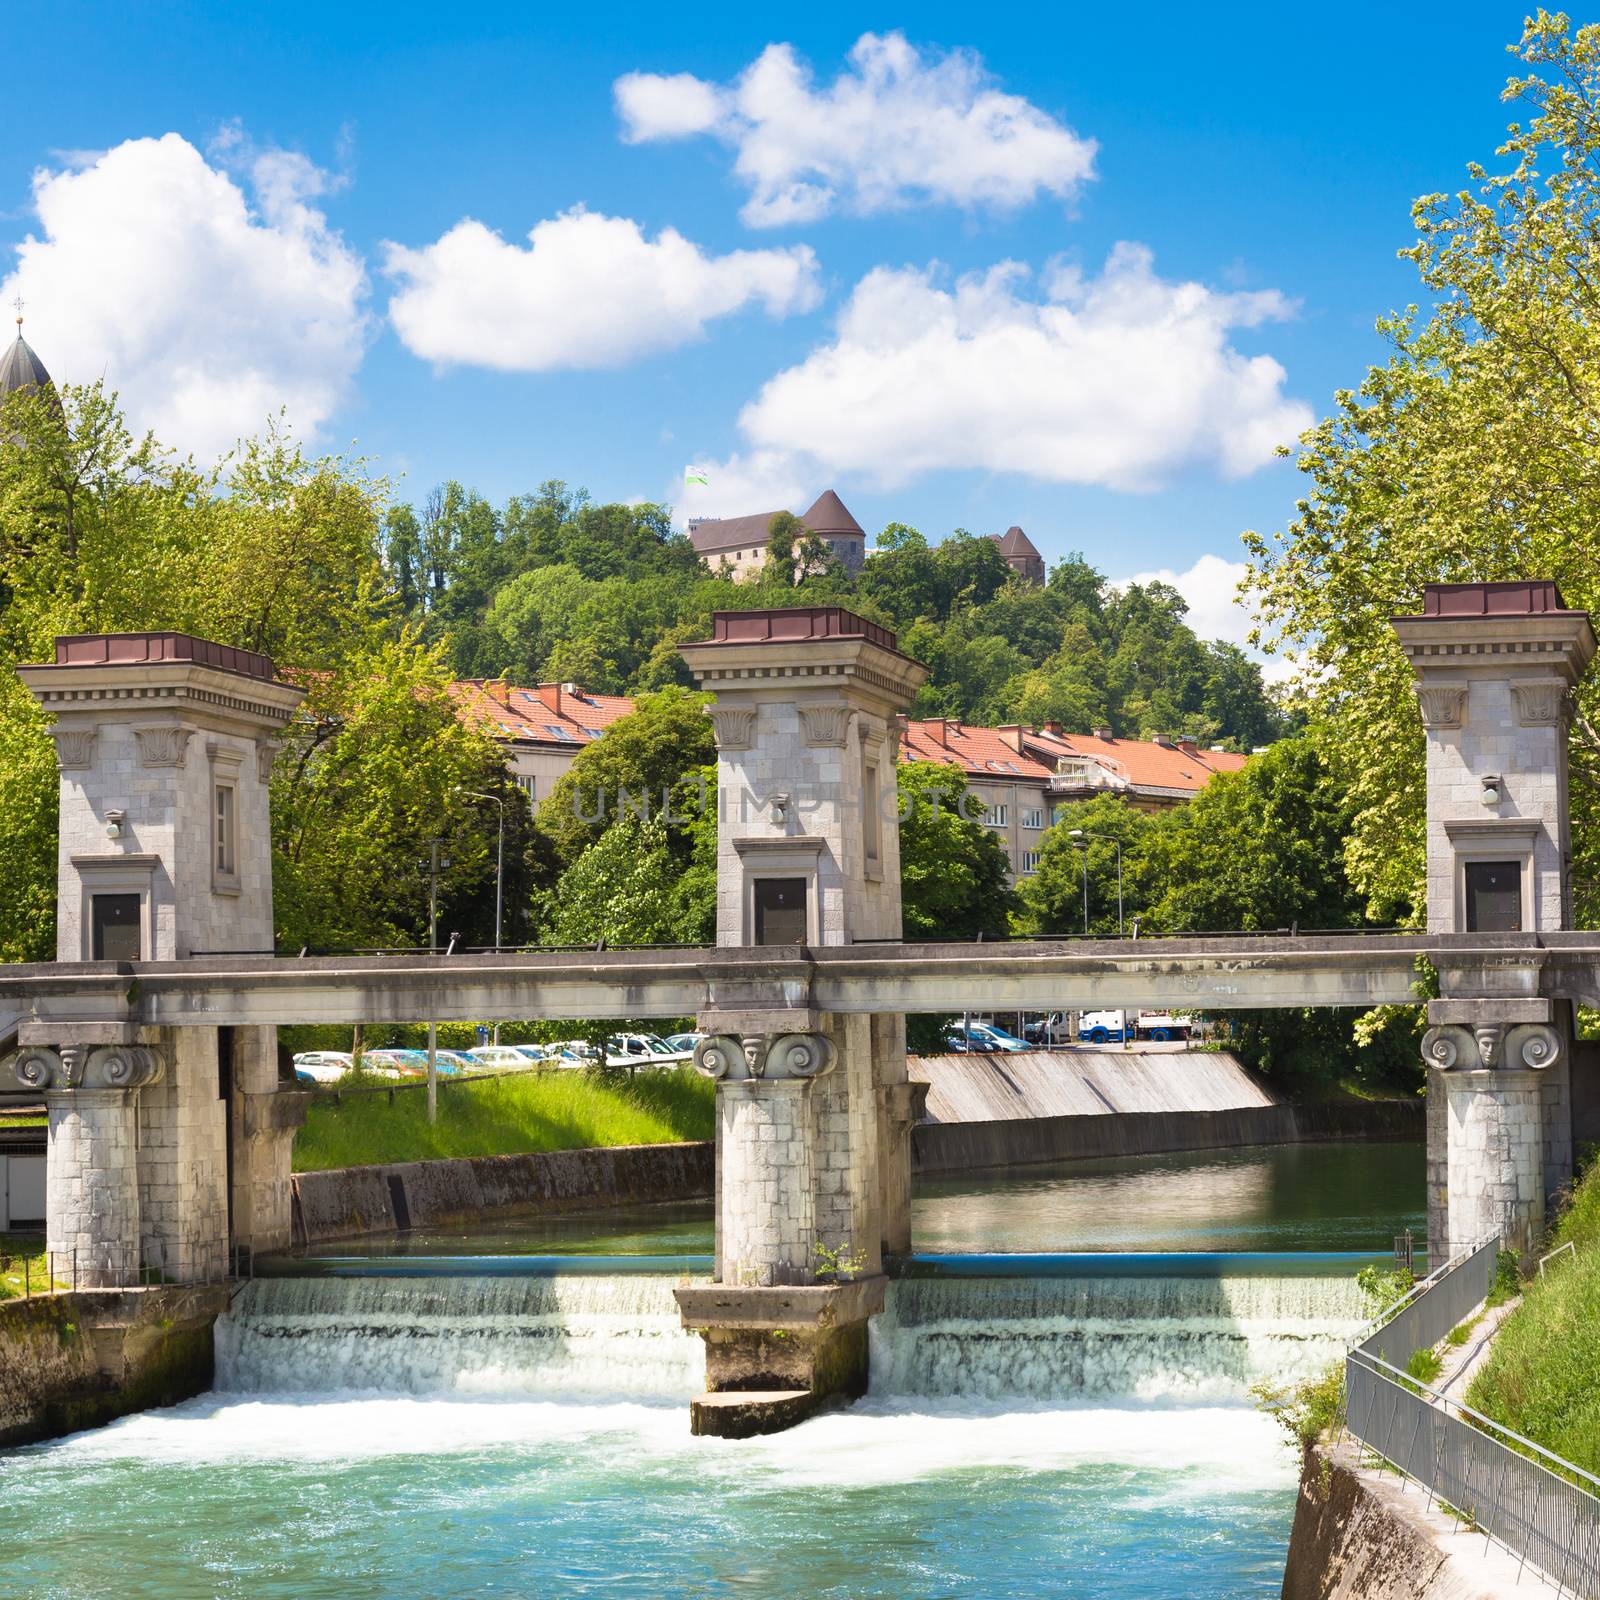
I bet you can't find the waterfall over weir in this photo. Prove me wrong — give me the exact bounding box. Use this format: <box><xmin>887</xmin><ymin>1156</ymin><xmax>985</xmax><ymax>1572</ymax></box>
<box><xmin>217</xmin><ymin>1263</ymin><xmax>1367</xmax><ymax>1404</ymax></box>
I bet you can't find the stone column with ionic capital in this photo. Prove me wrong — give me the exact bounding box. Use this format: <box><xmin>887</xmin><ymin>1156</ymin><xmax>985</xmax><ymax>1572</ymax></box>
<box><xmin>1420</xmin><ymin>1016</ymin><xmax>1562</xmax><ymax>1261</ymax></box>
<box><xmin>694</xmin><ymin>1032</ymin><xmax>835</xmax><ymax>1287</ymax></box>
<box><xmin>14</xmin><ymin>1044</ymin><xmax>164</xmax><ymax>1287</ymax></box>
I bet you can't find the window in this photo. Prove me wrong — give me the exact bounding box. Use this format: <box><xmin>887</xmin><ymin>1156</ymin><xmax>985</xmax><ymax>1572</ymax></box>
<box><xmin>1022</xmin><ymin>851</ymin><xmax>1041</xmax><ymax>874</ymax></box>
<box><xmin>515</xmin><ymin>774</ymin><xmax>536</xmax><ymax>805</ymax></box>
<box><xmin>214</xmin><ymin>783</ymin><xmax>236</xmax><ymax>877</ymax></box>
<box><xmin>582</xmin><ymin>727</ymin><xmax>603</xmax><ymax>739</ymax></box>
<box><xmin>1022</xmin><ymin>808</ymin><xmax>1045</xmax><ymax>830</ymax></box>
<box><xmin>754</xmin><ymin>878</ymin><xmax>808</xmax><ymax>945</ymax></box>
<box><xmin>91</xmin><ymin>893</ymin><xmax>142</xmax><ymax>961</ymax></box>
<box><xmin>863</xmin><ymin>759</ymin><xmax>881</xmax><ymax>865</ymax></box>
<box><xmin>1465</xmin><ymin>860</ymin><xmax>1522</xmax><ymax>932</ymax></box>
<box><xmin>985</xmin><ymin>803</ymin><xmax>1009</xmax><ymax>827</ymax></box>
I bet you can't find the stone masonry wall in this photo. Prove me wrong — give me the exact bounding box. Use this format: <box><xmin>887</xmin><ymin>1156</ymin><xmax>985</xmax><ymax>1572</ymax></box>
<box><xmin>718</xmin><ymin>1081</ymin><xmax>815</xmax><ymax>1285</ymax></box>
<box><xmin>1445</xmin><ymin>1070</ymin><xmax>1546</xmax><ymax>1260</ymax></box>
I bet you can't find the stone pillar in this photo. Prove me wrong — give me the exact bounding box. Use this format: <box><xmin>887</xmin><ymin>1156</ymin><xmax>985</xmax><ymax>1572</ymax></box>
<box><xmin>14</xmin><ymin>1044</ymin><xmax>163</xmax><ymax>1287</ymax></box>
<box><xmin>1394</xmin><ymin>584</ymin><xmax>1596</xmax><ymax>1264</ymax></box>
<box><xmin>673</xmin><ymin>609</ymin><xmax>928</xmax><ymax>1436</ymax></box>
<box><xmin>1422</xmin><ymin>1020</ymin><xmax>1562</xmax><ymax>1262</ymax></box>
<box><xmin>700</xmin><ymin>1033</ymin><xmax>833</xmax><ymax>1286</ymax></box>
<box><xmin>16</xmin><ymin>633</ymin><xmax>305</xmax><ymax>1281</ymax></box>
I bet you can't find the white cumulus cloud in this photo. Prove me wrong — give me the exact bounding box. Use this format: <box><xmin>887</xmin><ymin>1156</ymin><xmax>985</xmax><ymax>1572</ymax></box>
<box><xmin>616</xmin><ymin>32</ymin><xmax>1096</xmax><ymax>227</ymax></box>
<box><xmin>384</xmin><ymin>207</ymin><xmax>820</xmax><ymax>371</ymax></box>
<box><xmin>674</xmin><ymin>449</ymin><xmax>809</xmax><ymax>524</ymax></box>
<box><xmin>735</xmin><ymin>244</ymin><xmax>1313</xmax><ymax>492</ymax></box>
<box><xmin>1</xmin><ymin>132</ymin><xmax>367</xmax><ymax>460</ymax></box>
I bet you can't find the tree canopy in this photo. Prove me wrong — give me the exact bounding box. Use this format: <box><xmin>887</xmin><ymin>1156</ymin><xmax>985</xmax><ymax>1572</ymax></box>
<box><xmin>1245</xmin><ymin>13</ymin><xmax>1600</xmax><ymax>925</ymax></box>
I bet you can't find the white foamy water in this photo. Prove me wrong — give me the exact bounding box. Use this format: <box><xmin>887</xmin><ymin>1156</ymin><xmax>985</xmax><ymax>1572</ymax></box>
<box><xmin>873</xmin><ymin>1272</ymin><xmax>1366</xmax><ymax>1401</ymax></box>
<box><xmin>39</xmin><ymin>1389</ymin><xmax>1296</xmax><ymax>1502</ymax></box>
<box><xmin>215</xmin><ymin>1274</ymin><xmax>703</xmax><ymax>1398</ymax></box>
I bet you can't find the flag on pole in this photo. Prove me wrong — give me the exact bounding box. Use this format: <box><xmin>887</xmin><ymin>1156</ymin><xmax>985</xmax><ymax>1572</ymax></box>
<box><xmin>684</xmin><ymin>464</ymin><xmax>710</xmax><ymax>487</ymax></box>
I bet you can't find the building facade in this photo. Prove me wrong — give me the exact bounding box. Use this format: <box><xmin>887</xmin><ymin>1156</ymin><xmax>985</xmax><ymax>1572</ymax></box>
<box><xmin>686</xmin><ymin>490</ymin><xmax>867</xmax><ymax>581</ymax></box>
<box><xmin>453</xmin><ymin>674</ymin><xmax>1247</xmax><ymax>881</ymax></box>
<box><xmin>987</xmin><ymin>526</ymin><xmax>1046</xmax><ymax>584</ymax></box>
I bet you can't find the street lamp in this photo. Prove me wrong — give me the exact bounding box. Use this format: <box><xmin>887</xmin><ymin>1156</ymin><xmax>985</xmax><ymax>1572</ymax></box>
<box><xmin>1068</xmin><ymin>828</ymin><xmax>1123</xmax><ymax>937</ymax></box>
<box><xmin>456</xmin><ymin>787</ymin><xmax>507</xmax><ymax>1045</ymax></box>
<box><xmin>1070</xmin><ymin>837</ymin><xmax>1089</xmax><ymax>935</ymax></box>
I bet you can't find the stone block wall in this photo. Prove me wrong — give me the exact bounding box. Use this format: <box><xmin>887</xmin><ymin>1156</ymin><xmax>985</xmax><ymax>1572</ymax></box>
<box><xmin>138</xmin><ymin>1028</ymin><xmax>229</xmax><ymax>1282</ymax></box>
<box><xmin>718</xmin><ymin>1080</ymin><xmax>815</xmax><ymax>1285</ymax></box>
<box><xmin>1444</xmin><ymin>1070</ymin><xmax>1546</xmax><ymax>1259</ymax></box>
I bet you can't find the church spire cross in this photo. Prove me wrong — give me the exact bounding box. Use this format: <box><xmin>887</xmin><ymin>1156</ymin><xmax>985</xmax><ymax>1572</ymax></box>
<box><xmin>11</xmin><ymin>295</ymin><xmax>22</xmax><ymax>330</ymax></box>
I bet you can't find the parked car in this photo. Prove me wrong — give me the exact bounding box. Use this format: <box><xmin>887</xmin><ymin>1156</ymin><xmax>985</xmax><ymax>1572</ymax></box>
<box><xmin>435</xmin><ymin>1049</ymin><xmax>477</xmax><ymax>1074</ymax></box>
<box><xmin>942</xmin><ymin>1026</ymin><xmax>1028</xmax><ymax>1054</ymax></box>
<box><xmin>966</xmin><ymin>1021</ymin><xmax>1030</xmax><ymax>1052</ymax></box>
<box><xmin>662</xmin><ymin>1032</ymin><xmax>702</xmax><ymax>1054</ymax></box>
<box><xmin>292</xmin><ymin>1051</ymin><xmax>353</xmax><ymax>1085</ymax></box>
<box><xmin>466</xmin><ymin>1045</ymin><xmax>534</xmax><ymax>1072</ymax></box>
<box><xmin>366</xmin><ymin>1048</ymin><xmax>464</xmax><ymax>1078</ymax></box>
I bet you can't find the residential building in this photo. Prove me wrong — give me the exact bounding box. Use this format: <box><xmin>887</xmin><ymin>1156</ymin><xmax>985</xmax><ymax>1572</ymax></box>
<box><xmin>447</xmin><ymin>679</ymin><xmax>634</xmax><ymax>806</ymax></box>
<box><xmin>686</xmin><ymin>489</ymin><xmax>866</xmax><ymax>581</ymax></box>
<box><xmin>988</xmin><ymin>525</ymin><xmax>1045</xmax><ymax>584</ymax></box>
<box><xmin>450</xmin><ymin>670</ymin><xmax>1247</xmax><ymax>883</ymax></box>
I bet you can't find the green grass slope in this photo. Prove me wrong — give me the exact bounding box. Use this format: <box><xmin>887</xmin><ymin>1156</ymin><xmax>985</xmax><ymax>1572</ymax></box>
<box><xmin>292</xmin><ymin>1068</ymin><xmax>715</xmax><ymax>1173</ymax></box>
<box><xmin>1467</xmin><ymin>1159</ymin><xmax>1600</xmax><ymax>1475</ymax></box>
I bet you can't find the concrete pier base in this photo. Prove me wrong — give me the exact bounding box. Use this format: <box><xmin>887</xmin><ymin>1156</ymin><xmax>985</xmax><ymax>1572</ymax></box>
<box><xmin>676</xmin><ymin>1277</ymin><xmax>884</xmax><ymax>1438</ymax></box>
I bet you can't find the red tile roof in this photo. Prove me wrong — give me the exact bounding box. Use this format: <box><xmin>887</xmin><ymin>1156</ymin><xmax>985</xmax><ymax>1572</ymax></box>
<box><xmin>899</xmin><ymin>719</ymin><xmax>1054</xmax><ymax>780</ymax></box>
<box><xmin>451</xmin><ymin>680</ymin><xmax>1247</xmax><ymax>797</ymax></box>
<box><xmin>1021</xmin><ymin>725</ymin><xmax>1247</xmax><ymax>792</ymax></box>
<box><xmin>448</xmin><ymin>680</ymin><xmax>636</xmax><ymax>747</ymax></box>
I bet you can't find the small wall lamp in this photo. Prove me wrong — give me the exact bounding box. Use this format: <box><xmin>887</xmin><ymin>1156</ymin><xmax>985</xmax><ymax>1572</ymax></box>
<box><xmin>104</xmin><ymin>808</ymin><xmax>125</xmax><ymax>839</ymax></box>
<box><xmin>1481</xmin><ymin>774</ymin><xmax>1503</xmax><ymax>808</ymax></box>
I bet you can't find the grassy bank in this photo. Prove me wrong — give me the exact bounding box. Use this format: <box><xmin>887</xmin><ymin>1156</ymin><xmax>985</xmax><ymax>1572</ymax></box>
<box><xmin>0</xmin><ymin>1233</ymin><xmax>52</xmax><ymax>1301</ymax></box>
<box><xmin>291</xmin><ymin>1067</ymin><xmax>715</xmax><ymax>1173</ymax></box>
<box><xmin>1467</xmin><ymin>1159</ymin><xmax>1600</xmax><ymax>1475</ymax></box>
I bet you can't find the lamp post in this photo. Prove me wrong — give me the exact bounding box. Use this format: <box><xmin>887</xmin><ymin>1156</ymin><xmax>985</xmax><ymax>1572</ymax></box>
<box><xmin>1068</xmin><ymin>828</ymin><xmax>1123</xmax><ymax>937</ymax></box>
<box><xmin>456</xmin><ymin>787</ymin><xmax>507</xmax><ymax>1044</ymax></box>
<box><xmin>1071</xmin><ymin>838</ymin><xmax>1089</xmax><ymax>935</ymax></box>
<box><xmin>426</xmin><ymin>837</ymin><xmax>443</xmax><ymax>1124</ymax></box>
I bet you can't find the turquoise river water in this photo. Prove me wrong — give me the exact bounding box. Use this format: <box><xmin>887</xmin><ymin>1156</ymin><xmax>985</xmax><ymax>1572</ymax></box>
<box><xmin>0</xmin><ymin>1141</ymin><xmax>1424</xmax><ymax>1599</ymax></box>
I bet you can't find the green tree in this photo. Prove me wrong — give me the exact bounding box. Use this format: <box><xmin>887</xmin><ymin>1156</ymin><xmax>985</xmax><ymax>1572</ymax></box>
<box><xmin>539</xmin><ymin>687</ymin><xmax>714</xmax><ymax>866</ymax></box>
<box><xmin>897</xmin><ymin>762</ymin><xmax>1020</xmax><ymax>939</ymax></box>
<box><xmin>1021</xmin><ymin>794</ymin><xmax>1160</xmax><ymax>937</ymax></box>
<box><xmin>1245</xmin><ymin>13</ymin><xmax>1600</xmax><ymax>922</ymax></box>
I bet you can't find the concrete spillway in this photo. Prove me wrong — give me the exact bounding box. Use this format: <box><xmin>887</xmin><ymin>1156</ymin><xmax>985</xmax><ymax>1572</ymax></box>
<box><xmin>910</xmin><ymin>1048</ymin><xmax>1275</xmax><ymax>1124</ymax></box>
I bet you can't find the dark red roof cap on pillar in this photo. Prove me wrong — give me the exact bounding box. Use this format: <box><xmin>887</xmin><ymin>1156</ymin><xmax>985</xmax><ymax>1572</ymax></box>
<box><xmin>49</xmin><ymin>631</ymin><xmax>281</xmax><ymax>683</ymax></box>
<box><xmin>1419</xmin><ymin>581</ymin><xmax>1576</xmax><ymax>617</ymax></box>
<box><xmin>705</xmin><ymin>605</ymin><xmax>900</xmax><ymax>654</ymax></box>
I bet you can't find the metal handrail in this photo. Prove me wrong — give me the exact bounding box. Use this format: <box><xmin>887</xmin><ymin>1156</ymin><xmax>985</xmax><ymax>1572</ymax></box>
<box><xmin>1362</xmin><ymin>1238</ymin><xmax>1487</xmax><ymax>1336</ymax></box>
<box><xmin>1350</xmin><ymin>1347</ymin><xmax>1600</xmax><ymax>1498</ymax></box>
<box><xmin>1539</xmin><ymin>1240</ymin><xmax>1577</xmax><ymax>1278</ymax></box>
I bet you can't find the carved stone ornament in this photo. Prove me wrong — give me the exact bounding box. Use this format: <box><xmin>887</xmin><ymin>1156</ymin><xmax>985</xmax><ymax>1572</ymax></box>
<box><xmin>1505</xmin><ymin>1023</ymin><xmax>1562</xmax><ymax>1071</ymax></box>
<box><xmin>765</xmin><ymin>1032</ymin><xmax>837</xmax><ymax>1079</ymax></box>
<box><xmin>256</xmin><ymin>738</ymin><xmax>281</xmax><ymax>784</ymax></box>
<box><xmin>692</xmin><ymin>1031</ymin><xmax>836</xmax><ymax>1081</ymax></box>
<box><xmin>1414</xmin><ymin>686</ymin><xmax>1468</xmax><ymax>729</ymax></box>
<box><xmin>693</xmin><ymin>1034</ymin><xmax>746</xmax><ymax>1080</ymax></box>
<box><xmin>798</xmin><ymin>703</ymin><xmax>851</xmax><ymax>748</ymax></box>
<box><xmin>48</xmin><ymin>727</ymin><xmax>97</xmax><ymax>770</ymax></box>
<box><xmin>134</xmin><ymin>725</ymin><xmax>194</xmax><ymax>768</ymax></box>
<box><xmin>705</xmin><ymin>706</ymin><xmax>757</xmax><ymax>751</ymax></box>
<box><xmin>1421</xmin><ymin>1025</ymin><xmax>1470</xmax><ymax>1070</ymax></box>
<box><xmin>1474</xmin><ymin>1025</ymin><xmax>1504</xmax><ymax>1070</ymax></box>
<box><xmin>13</xmin><ymin>1044</ymin><xmax>164</xmax><ymax>1092</ymax></box>
<box><xmin>1511</xmin><ymin>680</ymin><xmax>1568</xmax><ymax>726</ymax></box>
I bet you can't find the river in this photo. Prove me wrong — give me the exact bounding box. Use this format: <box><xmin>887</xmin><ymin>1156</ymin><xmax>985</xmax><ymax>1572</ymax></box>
<box><xmin>0</xmin><ymin>1140</ymin><xmax>1423</xmax><ymax>1599</ymax></box>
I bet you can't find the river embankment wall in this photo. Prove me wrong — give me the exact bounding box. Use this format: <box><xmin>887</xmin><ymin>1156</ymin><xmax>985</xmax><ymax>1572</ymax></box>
<box><xmin>908</xmin><ymin>1049</ymin><xmax>1420</xmax><ymax>1172</ymax></box>
<box><xmin>291</xmin><ymin>1139</ymin><xmax>715</xmax><ymax>1245</ymax></box>
<box><xmin>1281</xmin><ymin>1437</ymin><xmax>1554</xmax><ymax>1599</ymax></box>
<box><xmin>0</xmin><ymin>1284</ymin><xmax>229</xmax><ymax>1448</ymax></box>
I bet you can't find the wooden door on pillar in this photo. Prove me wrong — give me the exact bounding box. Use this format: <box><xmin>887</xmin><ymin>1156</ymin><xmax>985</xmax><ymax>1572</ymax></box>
<box><xmin>755</xmin><ymin>878</ymin><xmax>807</xmax><ymax>945</ymax></box>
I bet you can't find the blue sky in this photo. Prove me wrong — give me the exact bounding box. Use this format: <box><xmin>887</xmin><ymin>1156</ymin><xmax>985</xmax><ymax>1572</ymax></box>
<box><xmin>1</xmin><ymin>2</ymin><xmax>1537</xmax><ymax>645</ymax></box>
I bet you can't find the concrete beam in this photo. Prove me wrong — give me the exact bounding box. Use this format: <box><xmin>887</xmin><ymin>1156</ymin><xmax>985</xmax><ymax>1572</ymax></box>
<box><xmin>3</xmin><ymin>931</ymin><xmax>1598</xmax><ymax>1030</ymax></box>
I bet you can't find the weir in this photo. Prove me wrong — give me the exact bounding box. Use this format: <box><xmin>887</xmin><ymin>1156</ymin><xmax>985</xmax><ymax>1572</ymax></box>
<box><xmin>214</xmin><ymin>1261</ymin><xmax>1367</xmax><ymax>1406</ymax></box>
<box><xmin>6</xmin><ymin>582</ymin><xmax>1600</xmax><ymax>1436</ymax></box>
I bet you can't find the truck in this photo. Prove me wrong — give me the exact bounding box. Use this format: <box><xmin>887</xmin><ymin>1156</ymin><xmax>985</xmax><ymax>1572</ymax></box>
<box><xmin>1076</xmin><ymin>1009</ymin><xmax>1192</xmax><ymax>1044</ymax></box>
